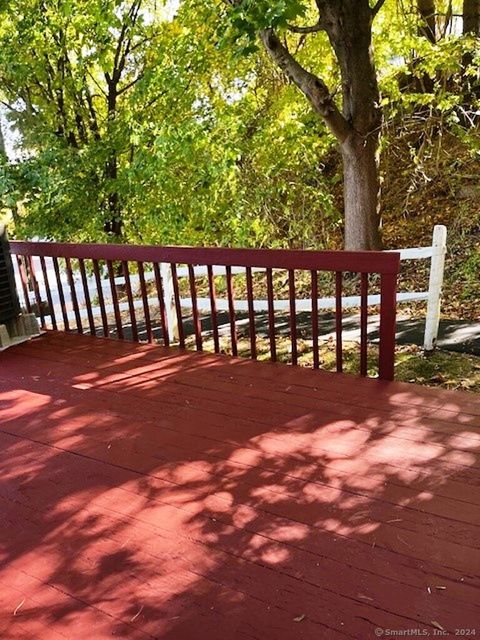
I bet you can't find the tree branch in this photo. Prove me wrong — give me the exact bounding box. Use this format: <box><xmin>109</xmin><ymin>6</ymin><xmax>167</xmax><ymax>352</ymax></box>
<box><xmin>111</xmin><ymin>0</ymin><xmax>142</xmax><ymax>83</ymax></box>
<box><xmin>117</xmin><ymin>69</ymin><xmax>145</xmax><ymax>95</ymax></box>
<box><xmin>287</xmin><ymin>21</ymin><xmax>323</xmax><ymax>34</ymax></box>
<box><xmin>371</xmin><ymin>0</ymin><xmax>387</xmax><ymax>17</ymax></box>
<box><xmin>0</xmin><ymin>100</ymin><xmax>25</xmax><ymax>114</ymax></box>
<box><xmin>87</xmin><ymin>70</ymin><xmax>108</xmax><ymax>97</ymax></box>
<box><xmin>259</xmin><ymin>28</ymin><xmax>351</xmax><ymax>142</ymax></box>
<box><xmin>117</xmin><ymin>0</ymin><xmax>143</xmax><ymax>78</ymax></box>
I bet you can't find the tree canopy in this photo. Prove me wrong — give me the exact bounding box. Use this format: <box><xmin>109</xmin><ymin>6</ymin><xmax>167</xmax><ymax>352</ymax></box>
<box><xmin>0</xmin><ymin>0</ymin><xmax>479</xmax><ymax>249</ymax></box>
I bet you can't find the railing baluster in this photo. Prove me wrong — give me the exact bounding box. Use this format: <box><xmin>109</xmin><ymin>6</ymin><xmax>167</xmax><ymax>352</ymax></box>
<box><xmin>226</xmin><ymin>265</ymin><xmax>237</xmax><ymax>357</ymax></box>
<box><xmin>311</xmin><ymin>270</ymin><xmax>319</xmax><ymax>369</ymax></box>
<box><xmin>171</xmin><ymin>263</ymin><xmax>185</xmax><ymax>348</ymax></box>
<box><xmin>17</xmin><ymin>256</ymin><xmax>32</xmax><ymax>314</ymax></box>
<box><xmin>39</xmin><ymin>256</ymin><xmax>57</xmax><ymax>331</ymax></box>
<box><xmin>107</xmin><ymin>260</ymin><xmax>123</xmax><ymax>339</ymax></box>
<box><xmin>6</xmin><ymin>242</ymin><xmax>400</xmax><ymax>380</ymax></box>
<box><xmin>137</xmin><ymin>261</ymin><xmax>153</xmax><ymax>343</ymax></box>
<box><xmin>188</xmin><ymin>264</ymin><xmax>202</xmax><ymax>351</ymax></box>
<box><xmin>52</xmin><ymin>257</ymin><xmax>69</xmax><ymax>331</ymax></box>
<box><xmin>360</xmin><ymin>272</ymin><xmax>368</xmax><ymax>377</ymax></box>
<box><xmin>288</xmin><ymin>269</ymin><xmax>297</xmax><ymax>365</ymax></box>
<box><xmin>379</xmin><ymin>272</ymin><xmax>397</xmax><ymax>381</ymax></box>
<box><xmin>79</xmin><ymin>258</ymin><xmax>95</xmax><ymax>336</ymax></box>
<box><xmin>246</xmin><ymin>266</ymin><xmax>256</xmax><ymax>360</ymax></box>
<box><xmin>27</xmin><ymin>256</ymin><xmax>45</xmax><ymax>329</ymax></box>
<box><xmin>66</xmin><ymin>257</ymin><xmax>82</xmax><ymax>333</ymax></box>
<box><xmin>92</xmin><ymin>260</ymin><xmax>109</xmax><ymax>337</ymax></box>
<box><xmin>207</xmin><ymin>265</ymin><xmax>219</xmax><ymax>354</ymax></box>
<box><xmin>153</xmin><ymin>262</ymin><xmax>169</xmax><ymax>347</ymax></box>
<box><xmin>266</xmin><ymin>268</ymin><xmax>276</xmax><ymax>362</ymax></box>
<box><xmin>122</xmin><ymin>261</ymin><xmax>137</xmax><ymax>341</ymax></box>
<box><xmin>335</xmin><ymin>271</ymin><xmax>343</xmax><ymax>373</ymax></box>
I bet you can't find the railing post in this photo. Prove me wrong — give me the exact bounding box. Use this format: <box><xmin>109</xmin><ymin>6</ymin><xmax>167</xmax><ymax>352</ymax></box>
<box><xmin>161</xmin><ymin>263</ymin><xmax>179</xmax><ymax>343</ymax></box>
<box><xmin>423</xmin><ymin>224</ymin><xmax>447</xmax><ymax>353</ymax></box>
<box><xmin>378</xmin><ymin>267</ymin><xmax>399</xmax><ymax>381</ymax></box>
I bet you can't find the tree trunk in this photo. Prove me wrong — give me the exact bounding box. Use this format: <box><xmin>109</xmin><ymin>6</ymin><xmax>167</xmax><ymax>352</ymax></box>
<box><xmin>104</xmin><ymin>78</ymin><xmax>122</xmax><ymax>238</ymax></box>
<box><xmin>341</xmin><ymin>133</ymin><xmax>382</xmax><ymax>251</ymax></box>
<box><xmin>418</xmin><ymin>0</ymin><xmax>436</xmax><ymax>42</ymax></box>
<box><xmin>464</xmin><ymin>0</ymin><xmax>480</xmax><ymax>34</ymax></box>
<box><xmin>104</xmin><ymin>154</ymin><xmax>122</xmax><ymax>237</ymax></box>
<box><xmin>461</xmin><ymin>0</ymin><xmax>480</xmax><ymax>111</ymax></box>
<box><xmin>259</xmin><ymin>1</ymin><xmax>384</xmax><ymax>250</ymax></box>
<box><xmin>322</xmin><ymin>0</ymin><xmax>383</xmax><ymax>249</ymax></box>
<box><xmin>0</xmin><ymin>121</ymin><xmax>6</xmax><ymax>160</ymax></box>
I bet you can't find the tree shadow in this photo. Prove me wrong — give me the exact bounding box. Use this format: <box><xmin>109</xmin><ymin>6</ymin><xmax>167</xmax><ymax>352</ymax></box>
<box><xmin>115</xmin><ymin>309</ymin><xmax>480</xmax><ymax>356</ymax></box>
<box><xmin>0</xmin><ymin>332</ymin><xmax>479</xmax><ymax>639</ymax></box>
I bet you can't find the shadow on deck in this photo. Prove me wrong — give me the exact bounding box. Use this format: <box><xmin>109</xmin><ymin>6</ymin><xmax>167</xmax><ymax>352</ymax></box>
<box><xmin>0</xmin><ymin>331</ymin><xmax>479</xmax><ymax>639</ymax></box>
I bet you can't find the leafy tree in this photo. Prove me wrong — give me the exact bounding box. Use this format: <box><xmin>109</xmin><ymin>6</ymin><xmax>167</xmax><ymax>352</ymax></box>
<box><xmin>218</xmin><ymin>0</ymin><xmax>388</xmax><ymax>250</ymax></box>
<box><xmin>0</xmin><ymin>0</ymin><xmax>341</xmax><ymax>247</ymax></box>
<box><xmin>0</xmin><ymin>0</ymin><xmax>171</xmax><ymax>239</ymax></box>
<box><xmin>0</xmin><ymin>0</ymin><xmax>479</xmax><ymax>253</ymax></box>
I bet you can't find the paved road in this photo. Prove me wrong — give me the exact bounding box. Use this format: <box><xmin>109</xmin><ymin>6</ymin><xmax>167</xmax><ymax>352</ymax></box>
<box><xmin>114</xmin><ymin>311</ymin><xmax>480</xmax><ymax>356</ymax></box>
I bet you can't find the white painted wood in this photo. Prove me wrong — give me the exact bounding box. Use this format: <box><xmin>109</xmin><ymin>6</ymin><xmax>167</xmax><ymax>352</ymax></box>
<box><xmin>176</xmin><ymin>291</ymin><xmax>428</xmax><ymax>313</ymax></box>
<box><xmin>175</xmin><ymin>265</ymin><xmax>265</xmax><ymax>278</ymax></box>
<box><xmin>385</xmin><ymin>246</ymin><xmax>434</xmax><ymax>260</ymax></box>
<box><xmin>105</xmin><ymin>265</ymin><xmax>263</xmax><ymax>287</ymax></box>
<box><xmin>423</xmin><ymin>225</ymin><xmax>447</xmax><ymax>351</ymax></box>
<box><xmin>161</xmin><ymin>263</ymin><xmax>179</xmax><ymax>342</ymax></box>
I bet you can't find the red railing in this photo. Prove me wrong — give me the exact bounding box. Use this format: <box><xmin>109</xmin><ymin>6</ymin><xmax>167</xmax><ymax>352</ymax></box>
<box><xmin>9</xmin><ymin>242</ymin><xmax>400</xmax><ymax>380</ymax></box>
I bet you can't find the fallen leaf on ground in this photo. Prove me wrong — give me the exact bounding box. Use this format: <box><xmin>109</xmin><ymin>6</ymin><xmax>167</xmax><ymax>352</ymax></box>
<box><xmin>14</xmin><ymin>599</ymin><xmax>25</xmax><ymax>616</ymax></box>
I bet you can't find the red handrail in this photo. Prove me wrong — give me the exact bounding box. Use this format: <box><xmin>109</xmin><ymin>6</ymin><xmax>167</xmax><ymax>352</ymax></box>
<box><xmin>9</xmin><ymin>241</ymin><xmax>400</xmax><ymax>380</ymax></box>
<box><xmin>10</xmin><ymin>242</ymin><xmax>400</xmax><ymax>273</ymax></box>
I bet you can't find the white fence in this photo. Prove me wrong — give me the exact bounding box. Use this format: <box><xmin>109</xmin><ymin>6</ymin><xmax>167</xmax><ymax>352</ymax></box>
<box><xmin>15</xmin><ymin>225</ymin><xmax>447</xmax><ymax>352</ymax></box>
<box><xmin>162</xmin><ymin>225</ymin><xmax>447</xmax><ymax>350</ymax></box>
<box><xmin>395</xmin><ymin>224</ymin><xmax>447</xmax><ymax>351</ymax></box>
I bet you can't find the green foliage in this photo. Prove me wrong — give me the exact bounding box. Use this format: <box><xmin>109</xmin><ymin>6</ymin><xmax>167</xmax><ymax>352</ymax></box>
<box><xmin>0</xmin><ymin>0</ymin><xmax>342</xmax><ymax>247</ymax></box>
<box><xmin>0</xmin><ymin>0</ymin><xmax>479</xmax><ymax>250</ymax></box>
<box><xmin>217</xmin><ymin>0</ymin><xmax>308</xmax><ymax>54</ymax></box>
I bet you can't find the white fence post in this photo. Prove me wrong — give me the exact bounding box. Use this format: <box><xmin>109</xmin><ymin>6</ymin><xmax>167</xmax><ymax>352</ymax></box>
<box><xmin>161</xmin><ymin>263</ymin><xmax>179</xmax><ymax>343</ymax></box>
<box><xmin>423</xmin><ymin>224</ymin><xmax>447</xmax><ymax>352</ymax></box>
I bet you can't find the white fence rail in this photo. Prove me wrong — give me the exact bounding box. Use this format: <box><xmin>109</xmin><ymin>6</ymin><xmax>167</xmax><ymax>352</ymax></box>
<box><xmin>14</xmin><ymin>225</ymin><xmax>447</xmax><ymax>352</ymax></box>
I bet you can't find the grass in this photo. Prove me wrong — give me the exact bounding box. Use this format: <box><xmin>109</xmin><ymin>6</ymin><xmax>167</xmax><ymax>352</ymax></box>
<box><xmin>394</xmin><ymin>345</ymin><xmax>480</xmax><ymax>392</ymax></box>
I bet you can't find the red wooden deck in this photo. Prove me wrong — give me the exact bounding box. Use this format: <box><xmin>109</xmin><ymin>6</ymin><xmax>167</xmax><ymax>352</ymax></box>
<box><xmin>0</xmin><ymin>332</ymin><xmax>479</xmax><ymax>639</ymax></box>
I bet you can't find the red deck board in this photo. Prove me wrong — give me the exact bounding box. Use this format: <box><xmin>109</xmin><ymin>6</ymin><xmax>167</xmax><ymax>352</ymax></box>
<box><xmin>0</xmin><ymin>332</ymin><xmax>479</xmax><ymax>639</ymax></box>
